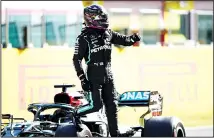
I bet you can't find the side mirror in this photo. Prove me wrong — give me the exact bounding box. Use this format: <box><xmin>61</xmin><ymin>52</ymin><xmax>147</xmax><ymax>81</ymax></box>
<box><xmin>2</xmin><ymin>114</ymin><xmax>12</xmax><ymax>119</ymax></box>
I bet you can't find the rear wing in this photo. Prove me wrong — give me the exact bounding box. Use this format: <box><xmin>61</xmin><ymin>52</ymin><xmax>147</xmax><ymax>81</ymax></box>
<box><xmin>118</xmin><ymin>91</ymin><xmax>163</xmax><ymax>115</ymax></box>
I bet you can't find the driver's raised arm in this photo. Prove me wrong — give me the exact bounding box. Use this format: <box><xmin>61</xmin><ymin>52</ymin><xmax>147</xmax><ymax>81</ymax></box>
<box><xmin>110</xmin><ymin>30</ymin><xmax>141</xmax><ymax>46</ymax></box>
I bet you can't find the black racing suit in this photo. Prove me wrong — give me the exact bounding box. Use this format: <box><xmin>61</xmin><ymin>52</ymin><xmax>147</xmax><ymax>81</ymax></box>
<box><xmin>73</xmin><ymin>27</ymin><xmax>139</xmax><ymax>136</ymax></box>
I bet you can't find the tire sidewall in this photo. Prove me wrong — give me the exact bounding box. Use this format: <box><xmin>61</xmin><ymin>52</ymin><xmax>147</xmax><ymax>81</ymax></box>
<box><xmin>77</xmin><ymin>124</ymin><xmax>93</xmax><ymax>137</ymax></box>
<box><xmin>173</xmin><ymin>122</ymin><xmax>186</xmax><ymax>137</ymax></box>
<box><xmin>143</xmin><ymin>116</ymin><xmax>186</xmax><ymax>137</ymax></box>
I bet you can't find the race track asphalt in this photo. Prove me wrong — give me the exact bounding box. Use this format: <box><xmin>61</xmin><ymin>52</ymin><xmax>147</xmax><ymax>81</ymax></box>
<box><xmin>119</xmin><ymin>126</ymin><xmax>213</xmax><ymax>137</ymax></box>
<box><xmin>184</xmin><ymin>126</ymin><xmax>213</xmax><ymax>137</ymax></box>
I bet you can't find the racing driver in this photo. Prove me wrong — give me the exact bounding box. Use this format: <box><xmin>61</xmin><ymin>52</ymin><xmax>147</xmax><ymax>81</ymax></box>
<box><xmin>73</xmin><ymin>4</ymin><xmax>141</xmax><ymax>137</ymax></box>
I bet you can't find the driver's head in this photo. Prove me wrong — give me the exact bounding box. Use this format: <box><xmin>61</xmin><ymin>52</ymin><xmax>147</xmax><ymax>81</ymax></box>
<box><xmin>83</xmin><ymin>4</ymin><xmax>109</xmax><ymax>30</ymax></box>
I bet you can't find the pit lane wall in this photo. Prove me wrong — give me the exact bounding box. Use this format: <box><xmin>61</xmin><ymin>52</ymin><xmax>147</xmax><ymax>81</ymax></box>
<box><xmin>2</xmin><ymin>46</ymin><xmax>213</xmax><ymax>126</ymax></box>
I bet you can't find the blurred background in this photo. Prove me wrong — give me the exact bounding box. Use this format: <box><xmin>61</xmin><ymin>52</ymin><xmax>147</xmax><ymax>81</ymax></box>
<box><xmin>1</xmin><ymin>1</ymin><xmax>213</xmax><ymax>48</ymax></box>
<box><xmin>1</xmin><ymin>0</ymin><xmax>213</xmax><ymax>130</ymax></box>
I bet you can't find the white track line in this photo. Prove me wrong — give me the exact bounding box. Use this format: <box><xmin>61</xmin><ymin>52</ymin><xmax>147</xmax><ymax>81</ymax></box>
<box><xmin>185</xmin><ymin>126</ymin><xmax>213</xmax><ymax>130</ymax></box>
<box><xmin>119</xmin><ymin>125</ymin><xmax>213</xmax><ymax>130</ymax></box>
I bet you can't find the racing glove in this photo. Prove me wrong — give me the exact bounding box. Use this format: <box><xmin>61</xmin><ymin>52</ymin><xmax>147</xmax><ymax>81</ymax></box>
<box><xmin>78</xmin><ymin>73</ymin><xmax>90</xmax><ymax>92</ymax></box>
<box><xmin>130</xmin><ymin>33</ymin><xmax>141</xmax><ymax>43</ymax></box>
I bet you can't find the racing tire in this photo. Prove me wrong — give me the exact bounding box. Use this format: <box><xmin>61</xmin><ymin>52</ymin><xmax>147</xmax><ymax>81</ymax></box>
<box><xmin>143</xmin><ymin>116</ymin><xmax>186</xmax><ymax>137</ymax></box>
<box><xmin>55</xmin><ymin>124</ymin><xmax>78</xmax><ymax>137</ymax></box>
<box><xmin>77</xmin><ymin>124</ymin><xmax>93</xmax><ymax>137</ymax></box>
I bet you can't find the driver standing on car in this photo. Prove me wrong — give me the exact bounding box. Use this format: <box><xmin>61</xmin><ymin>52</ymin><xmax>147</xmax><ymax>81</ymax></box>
<box><xmin>73</xmin><ymin>4</ymin><xmax>141</xmax><ymax>137</ymax></box>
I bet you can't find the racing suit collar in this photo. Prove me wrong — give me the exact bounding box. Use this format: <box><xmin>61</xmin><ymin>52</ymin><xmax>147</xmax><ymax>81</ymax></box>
<box><xmin>85</xmin><ymin>27</ymin><xmax>106</xmax><ymax>34</ymax></box>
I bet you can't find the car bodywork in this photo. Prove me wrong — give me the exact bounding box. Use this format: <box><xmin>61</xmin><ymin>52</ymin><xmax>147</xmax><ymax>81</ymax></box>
<box><xmin>1</xmin><ymin>84</ymin><xmax>185</xmax><ymax>137</ymax></box>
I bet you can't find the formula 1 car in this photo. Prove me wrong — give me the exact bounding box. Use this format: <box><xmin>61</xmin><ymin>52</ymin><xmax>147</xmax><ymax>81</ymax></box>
<box><xmin>1</xmin><ymin>84</ymin><xmax>186</xmax><ymax>137</ymax></box>
<box><xmin>1</xmin><ymin>114</ymin><xmax>56</xmax><ymax>137</ymax></box>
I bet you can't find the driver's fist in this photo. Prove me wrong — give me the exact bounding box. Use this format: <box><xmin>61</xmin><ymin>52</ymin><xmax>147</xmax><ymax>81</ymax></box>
<box><xmin>80</xmin><ymin>76</ymin><xmax>90</xmax><ymax>92</ymax></box>
<box><xmin>81</xmin><ymin>80</ymin><xmax>90</xmax><ymax>91</ymax></box>
<box><xmin>78</xmin><ymin>73</ymin><xmax>90</xmax><ymax>91</ymax></box>
<box><xmin>131</xmin><ymin>33</ymin><xmax>141</xmax><ymax>42</ymax></box>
